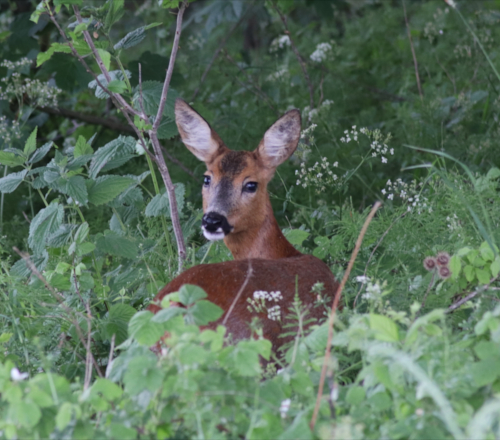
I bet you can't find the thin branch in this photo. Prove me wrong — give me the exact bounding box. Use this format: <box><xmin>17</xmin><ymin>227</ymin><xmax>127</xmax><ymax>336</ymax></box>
<box><xmin>354</xmin><ymin>212</ymin><xmax>406</xmax><ymax>307</ymax></box>
<box><xmin>447</xmin><ymin>277</ymin><xmax>499</xmax><ymax>313</ymax></box>
<box><xmin>222</xmin><ymin>261</ymin><xmax>254</xmax><ymax>326</ymax></box>
<box><xmin>106</xmin><ymin>334</ymin><xmax>116</xmax><ymax>378</ymax></box>
<box><xmin>272</xmin><ymin>2</ymin><xmax>315</xmax><ymax>109</ymax></box>
<box><xmin>191</xmin><ymin>8</ymin><xmax>250</xmax><ymax>101</ymax></box>
<box><xmin>402</xmin><ymin>0</ymin><xmax>423</xmax><ymax>101</ymax></box>
<box><xmin>73</xmin><ymin>6</ymin><xmax>139</xmax><ymax>117</ymax></box>
<box><xmin>310</xmin><ymin>201</ymin><xmax>382</xmax><ymax>432</ymax></box>
<box><xmin>153</xmin><ymin>3</ymin><xmax>186</xmax><ymax>131</ymax></box>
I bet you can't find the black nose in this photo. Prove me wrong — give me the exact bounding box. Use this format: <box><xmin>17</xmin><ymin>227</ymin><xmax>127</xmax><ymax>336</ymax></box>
<box><xmin>202</xmin><ymin>212</ymin><xmax>232</xmax><ymax>234</ymax></box>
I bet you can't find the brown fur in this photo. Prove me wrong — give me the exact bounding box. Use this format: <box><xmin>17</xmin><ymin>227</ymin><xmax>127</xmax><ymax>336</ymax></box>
<box><xmin>148</xmin><ymin>100</ymin><xmax>338</xmax><ymax>354</ymax></box>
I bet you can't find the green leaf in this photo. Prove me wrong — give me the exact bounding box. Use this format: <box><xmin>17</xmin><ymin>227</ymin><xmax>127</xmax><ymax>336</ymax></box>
<box><xmin>114</xmin><ymin>23</ymin><xmax>161</xmax><ymax>51</ymax></box>
<box><xmin>476</xmin><ymin>268</ymin><xmax>491</xmax><ymax>284</ymax></box>
<box><xmin>88</xmin><ymin>175</ymin><xmax>135</xmax><ymax>206</ymax></box>
<box><xmin>103</xmin><ymin>303</ymin><xmax>136</xmax><ymax>345</ymax></box>
<box><xmin>132</xmin><ymin>81</ymin><xmax>178</xmax><ymax>117</ymax></box>
<box><xmin>29</xmin><ymin>141</ymin><xmax>53</xmax><ymax>164</ymax></box>
<box><xmin>36</xmin><ymin>42</ymin><xmax>72</xmax><ymax>66</ymax></box>
<box><xmin>128</xmin><ymin>311</ymin><xmax>165</xmax><ymax>346</ymax></box>
<box><xmin>97</xmin><ymin>48</ymin><xmax>111</xmax><ymax>71</ymax></box>
<box><xmin>29</xmin><ymin>203</ymin><xmax>64</xmax><ymax>255</ymax></box>
<box><xmin>24</xmin><ymin>127</ymin><xmax>37</xmax><ymax>156</ymax></box>
<box><xmin>144</xmin><ymin>183</ymin><xmax>185</xmax><ymax>217</ymax></box>
<box><xmin>104</xmin><ymin>0</ymin><xmax>124</xmax><ymax>32</ymax></box>
<box><xmin>470</xmin><ymin>360</ymin><xmax>499</xmax><ymax>387</ymax></box>
<box><xmin>346</xmin><ymin>386</ymin><xmax>366</xmax><ymax>405</ymax></box>
<box><xmin>151</xmin><ymin>307</ymin><xmax>186</xmax><ymax>323</ymax></box>
<box><xmin>464</xmin><ymin>265</ymin><xmax>475</xmax><ymax>282</ymax></box>
<box><xmin>64</xmin><ymin>175</ymin><xmax>88</xmax><ymax>205</ymax></box>
<box><xmin>284</xmin><ymin>229</ymin><xmax>310</xmax><ymax>246</ymax></box>
<box><xmin>449</xmin><ymin>255</ymin><xmax>461</xmax><ymax>279</ymax></box>
<box><xmin>486</xmin><ymin>167</ymin><xmax>500</xmax><ymax>180</ymax></box>
<box><xmin>88</xmin><ymin>70</ymin><xmax>131</xmax><ymax>99</ymax></box>
<box><xmin>123</xmin><ymin>355</ymin><xmax>164</xmax><ymax>395</ymax></box>
<box><xmin>74</xmin><ymin>135</ymin><xmax>93</xmax><ymax>158</ymax></box>
<box><xmin>89</xmin><ymin>136</ymin><xmax>136</xmax><ymax>178</ymax></box>
<box><xmin>189</xmin><ymin>300</ymin><xmax>224</xmax><ymax>326</ymax></box>
<box><xmin>54</xmin><ymin>0</ymin><xmax>82</xmax><ymax>6</ymax></box>
<box><xmin>95</xmin><ymin>230</ymin><xmax>138</xmax><ymax>259</ymax></box>
<box><xmin>107</xmin><ymin>79</ymin><xmax>128</xmax><ymax>93</ymax></box>
<box><xmin>178</xmin><ymin>284</ymin><xmax>207</xmax><ymax>305</ymax></box>
<box><xmin>278</xmin><ymin>412</ymin><xmax>312</xmax><ymax>440</ymax></box>
<box><xmin>8</xmin><ymin>400</ymin><xmax>42</xmax><ymax>429</ymax></box>
<box><xmin>0</xmin><ymin>151</ymin><xmax>25</xmax><ymax>167</ymax></box>
<box><xmin>0</xmin><ymin>170</ymin><xmax>28</xmax><ymax>193</ymax></box>
<box><xmin>474</xmin><ymin>341</ymin><xmax>500</xmax><ymax>361</ymax></box>
<box><xmin>369</xmin><ymin>314</ymin><xmax>399</xmax><ymax>342</ymax></box>
<box><xmin>480</xmin><ymin>241</ymin><xmax>495</xmax><ymax>262</ymax></box>
<box><xmin>491</xmin><ymin>256</ymin><xmax>500</xmax><ymax>277</ymax></box>
<box><xmin>157</xmin><ymin>117</ymin><xmax>178</xmax><ymax>139</ymax></box>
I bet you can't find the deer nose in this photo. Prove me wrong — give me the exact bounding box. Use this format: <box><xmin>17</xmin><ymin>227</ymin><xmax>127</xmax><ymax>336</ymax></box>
<box><xmin>202</xmin><ymin>212</ymin><xmax>232</xmax><ymax>235</ymax></box>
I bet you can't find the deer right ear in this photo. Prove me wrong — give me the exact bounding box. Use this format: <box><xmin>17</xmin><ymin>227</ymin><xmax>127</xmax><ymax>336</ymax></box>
<box><xmin>175</xmin><ymin>99</ymin><xmax>224</xmax><ymax>163</ymax></box>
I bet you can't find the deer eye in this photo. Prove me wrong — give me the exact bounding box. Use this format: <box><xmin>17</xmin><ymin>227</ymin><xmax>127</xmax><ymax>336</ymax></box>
<box><xmin>203</xmin><ymin>175</ymin><xmax>211</xmax><ymax>187</ymax></box>
<box><xmin>243</xmin><ymin>182</ymin><xmax>258</xmax><ymax>193</ymax></box>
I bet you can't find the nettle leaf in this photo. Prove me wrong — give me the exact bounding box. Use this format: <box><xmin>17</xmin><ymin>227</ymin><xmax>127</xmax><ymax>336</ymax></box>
<box><xmin>0</xmin><ymin>151</ymin><xmax>25</xmax><ymax>167</ymax></box>
<box><xmin>88</xmin><ymin>175</ymin><xmax>135</xmax><ymax>206</ymax></box>
<box><xmin>0</xmin><ymin>170</ymin><xmax>28</xmax><ymax>193</ymax></box>
<box><xmin>89</xmin><ymin>136</ymin><xmax>136</xmax><ymax>178</ymax></box>
<box><xmin>104</xmin><ymin>0</ymin><xmax>124</xmax><ymax>32</ymax></box>
<box><xmin>60</xmin><ymin>175</ymin><xmax>88</xmax><ymax>205</ymax></box>
<box><xmin>10</xmin><ymin>250</ymin><xmax>48</xmax><ymax>278</ymax></box>
<box><xmin>103</xmin><ymin>303</ymin><xmax>136</xmax><ymax>345</ymax></box>
<box><xmin>95</xmin><ymin>230</ymin><xmax>138</xmax><ymax>259</ymax></box>
<box><xmin>29</xmin><ymin>203</ymin><xmax>64</xmax><ymax>255</ymax></box>
<box><xmin>88</xmin><ymin>70</ymin><xmax>131</xmax><ymax>99</ymax></box>
<box><xmin>132</xmin><ymin>81</ymin><xmax>178</xmax><ymax>117</ymax></box>
<box><xmin>29</xmin><ymin>141</ymin><xmax>53</xmax><ymax>165</ymax></box>
<box><xmin>24</xmin><ymin>127</ymin><xmax>38</xmax><ymax>156</ymax></box>
<box><xmin>74</xmin><ymin>135</ymin><xmax>93</xmax><ymax>158</ymax></box>
<box><xmin>144</xmin><ymin>183</ymin><xmax>185</xmax><ymax>217</ymax></box>
<box><xmin>128</xmin><ymin>311</ymin><xmax>165</xmax><ymax>346</ymax></box>
<box><xmin>114</xmin><ymin>23</ymin><xmax>161</xmax><ymax>51</ymax></box>
<box><xmin>157</xmin><ymin>118</ymin><xmax>178</xmax><ymax>139</ymax></box>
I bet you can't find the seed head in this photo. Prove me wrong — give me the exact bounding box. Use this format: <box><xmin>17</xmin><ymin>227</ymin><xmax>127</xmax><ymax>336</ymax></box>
<box><xmin>438</xmin><ymin>266</ymin><xmax>451</xmax><ymax>279</ymax></box>
<box><xmin>423</xmin><ymin>257</ymin><xmax>437</xmax><ymax>271</ymax></box>
<box><xmin>436</xmin><ymin>252</ymin><xmax>450</xmax><ymax>267</ymax></box>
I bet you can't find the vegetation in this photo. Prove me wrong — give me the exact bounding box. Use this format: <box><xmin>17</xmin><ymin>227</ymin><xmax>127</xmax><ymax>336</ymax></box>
<box><xmin>0</xmin><ymin>0</ymin><xmax>499</xmax><ymax>438</ymax></box>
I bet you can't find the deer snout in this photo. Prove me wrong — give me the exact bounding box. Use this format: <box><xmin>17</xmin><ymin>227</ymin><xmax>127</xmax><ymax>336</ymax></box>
<box><xmin>202</xmin><ymin>212</ymin><xmax>232</xmax><ymax>241</ymax></box>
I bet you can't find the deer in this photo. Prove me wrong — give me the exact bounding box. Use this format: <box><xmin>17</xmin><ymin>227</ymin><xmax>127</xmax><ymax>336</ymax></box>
<box><xmin>148</xmin><ymin>99</ymin><xmax>338</xmax><ymax>354</ymax></box>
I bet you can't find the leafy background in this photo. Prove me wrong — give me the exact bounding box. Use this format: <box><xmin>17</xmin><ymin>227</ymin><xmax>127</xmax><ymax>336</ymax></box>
<box><xmin>0</xmin><ymin>0</ymin><xmax>500</xmax><ymax>438</ymax></box>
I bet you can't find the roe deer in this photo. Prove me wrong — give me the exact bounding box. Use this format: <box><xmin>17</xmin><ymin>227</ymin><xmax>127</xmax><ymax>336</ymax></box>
<box><xmin>148</xmin><ymin>99</ymin><xmax>338</xmax><ymax>354</ymax></box>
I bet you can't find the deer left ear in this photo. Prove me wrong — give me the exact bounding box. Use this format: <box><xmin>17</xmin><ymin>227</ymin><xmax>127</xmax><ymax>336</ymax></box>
<box><xmin>256</xmin><ymin>109</ymin><xmax>302</xmax><ymax>168</ymax></box>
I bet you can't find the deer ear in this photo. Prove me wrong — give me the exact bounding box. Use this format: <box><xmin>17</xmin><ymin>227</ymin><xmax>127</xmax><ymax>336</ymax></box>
<box><xmin>175</xmin><ymin>99</ymin><xmax>225</xmax><ymax>163</ymax></box>
<box><xmin>257</xmin><ymin>109</ymin><xmax>302</xmax><ymax>168</ymax></box>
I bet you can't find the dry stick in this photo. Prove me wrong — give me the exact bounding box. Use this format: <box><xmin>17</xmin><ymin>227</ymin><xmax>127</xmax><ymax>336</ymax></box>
<box><xmin>12</xmin><ymin>247</ymin><xmax>103</xmax><ymax>378</ymax></box>
<box><xmin>148</xmin><ymin>2</ymin><xmax>188</xmax><ymax>270</ymax></box>
<box><xmin>447</xmin><ymin>277</ymin><xmax>499</xmax><ymax>313</ymax></box>
<box><xmin>353</xmin><ymin>212</ymin><xmax>406</xmax><ymax>308</ymax></box>
<box><xmin>222</xmin><ymin>261</ymin><xmax>254</xmax><ymax>326</ymax></box>
<box><xmin>106</xmin><ymin>334</ymin><xmax>116</xmax><ymax>378</ymax></box>
<box><xmin>272</xmin><ymin>2</ymin><xmax>315</xmax><ymax>109</ymax></box>
<box><xmin>191</xmin><ymin>10</ymin><xmax>250</xmax><ymax>101</ymax></box>
<box><xmin>402</xmin><ymin>0</ymin><xmax>423</xmax><ymax>101</ymax></box>
<box><xmin>310</xmin><ymin>201</ymin><xmax>382</xmax><ymax>432</ymax></box>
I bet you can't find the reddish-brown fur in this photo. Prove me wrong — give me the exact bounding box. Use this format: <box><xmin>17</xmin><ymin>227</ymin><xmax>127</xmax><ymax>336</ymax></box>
<box><xmin>148</xmin><ymin>99</ymin><xmax>338</xmax><ymax>354</ymax></box>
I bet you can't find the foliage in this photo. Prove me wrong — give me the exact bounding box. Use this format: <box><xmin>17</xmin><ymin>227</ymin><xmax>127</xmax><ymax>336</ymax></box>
<box><xmin>0</xmin><ymin>0</ymin><xmax>500</xmax><ymax>438</ymax></box>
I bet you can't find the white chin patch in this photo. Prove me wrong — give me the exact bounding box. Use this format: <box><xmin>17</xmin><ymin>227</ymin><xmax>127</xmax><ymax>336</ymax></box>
<box><xmin>202</xmin><ymin>227</ymin><xmax>225</xmax><ymax>241</ymax></box>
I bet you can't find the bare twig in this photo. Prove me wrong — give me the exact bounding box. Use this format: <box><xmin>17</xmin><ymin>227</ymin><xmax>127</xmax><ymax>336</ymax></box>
<box><xmin>447</xmin><ymin>278</ymin><xmax>499</xmax><ymax>313</ymax></box>
<box><xmin>310</xmin><ymin>201</ymin><xmax>382</xmax><ymax>432</ymax></box>
<box><xmin>354</xmin><ymin>212</ymin><xmax>405</xmax><ymax>307</ymax></box>
<box><xmin>191</xmin><ymin>8</ymin><xmax>250</xmax><ymax>101</ymax></box>
<box><xmin>106</xmin><ymin>334</ymin><xmax>116</xmax><ymax>378</ymax></box>
<box><xmin>222</xmin><ymin>261</ymin><xmax>254</xmax><ymax>326</ymax></box>
<box><xmin>402</xmin><ymin>0</ymin><xmax>423</xmax><ymax>101</ymax></box>
<box><xmin>272</xmin><ymin>2</ymin><xmax>315</xmax><ymax>109</ymax></box>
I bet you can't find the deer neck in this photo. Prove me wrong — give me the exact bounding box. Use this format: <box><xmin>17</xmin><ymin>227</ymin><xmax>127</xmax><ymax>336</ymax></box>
<box><xmin>224</xmin><ymin>197</ymin><xmax>301</xmax><ymax>260</ymax></box>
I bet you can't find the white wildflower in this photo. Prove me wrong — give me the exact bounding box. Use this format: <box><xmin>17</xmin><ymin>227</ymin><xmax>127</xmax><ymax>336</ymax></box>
<box><xmin>310</xmin><ymin>42</ymin><xmax>332</xmax><ymax>63</ymax></box>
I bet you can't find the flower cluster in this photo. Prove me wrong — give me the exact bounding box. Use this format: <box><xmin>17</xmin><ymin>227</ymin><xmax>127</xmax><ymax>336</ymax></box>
<box><xmin>265</xmin><ymin>67</ymin><xmax>288</xmax><ymax>82</ymax></box>
<box><xmin>310</xmin><ymin>42</ymin><xmax>333</xmax><ymax>63</ymax></box>
<box><xmin>341</xmin><ymin>126</ymin><xmax>393</xmax><ymax>164</ymax></box>
<box><xmin>269</xmin><ymin>35</ymin><xmax>290</xmax><ymax>53</ymax></box>
<box><xmin>423</xmin><ymin>251</ymin><xmax>451</xmax><ymax>279</ymax></box>
<box><xmin>0</xmin><ymin>10</ymin><xmax>13</xmax><ymax>33</ymax></box>
<box><xmin>0</xmin><ymin>71</ymin><xmax>62</xmax><ymax>108</ymax></box>
<box><xmin>295</xmin><ymin>157</ymin><xmax>340</xmax><ymax>194</ymax></box>
<box><xmin>1</xmin><ymin>58</ymin><xmax>32</xmax><ymax>71</ymax></box>
<box><xmin>381</xmin><ymin>178</ymin><xmax>432</xmax><ymax>214</ymax></box>
<box><xmin>247</xmin><ymin>290</ymin><xmax>283</xmax><ymax>321</ymax></box>
<box><xmin>303</xmin><ymin>99</ymin><xmax>334</xmax><ymax>122</ymax></box>
<box><xmin>0</xmin><ymin>116</ymin><xmax>22</xmax><ymax>147</ymax></box>
<box><xmin>186</xmin><ymin>33</ymin><xmax>204</xmax><ymax>50</ymax></box>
